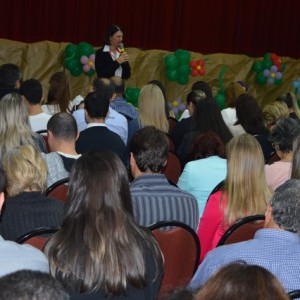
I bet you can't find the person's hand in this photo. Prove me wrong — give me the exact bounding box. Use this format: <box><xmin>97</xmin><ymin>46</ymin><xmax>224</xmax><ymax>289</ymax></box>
<box><xmin>117</xmin><ymin>52</ymin><xmax>129</xmax><ymax>64</ymax></box>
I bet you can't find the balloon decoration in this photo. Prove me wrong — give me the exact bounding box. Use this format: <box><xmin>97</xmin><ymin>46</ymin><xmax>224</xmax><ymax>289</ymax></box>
<box><xmin>165</xmin><ymin>49</ymin><xmax>191</xmax><ymax>85</ymax></box>
<box><xmin>215</xmin><ymin>66</ymin><xmax>227</xmax><ymax>110</ymax></box>
<box><xmin>252</xmin><ymin>53</ymin><xmax>285</xmax><ymax>85</ymax></box>
<box><xmin>64</xmin><ymin>42</ymin><xmax>96</xmax><ymax>77</ymax></box>
<box><xmin>190</xmin><ymin>59</ymin><xmax>206</xmax><ymax>77</ymax></box>
<box><xmin>168</xmin><ymin>97</ymin><xmax>186</xmax><ymax>119</ymax></box>
<box><xmin>124</xmin><ymin>87</ymin><xmax>140</xmax><ymax>108</ymax></box>
<box><xmin>292</xmin><ymin>77</ymin><xmax>300</xmax><ymax>95</ymax></box>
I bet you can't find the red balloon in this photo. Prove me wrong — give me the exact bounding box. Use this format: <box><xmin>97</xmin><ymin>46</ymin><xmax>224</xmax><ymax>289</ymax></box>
<box><xmin>191</xmin><ymin>69</ymin><xmax>198</xmax><ymax>77</ymax></box>
<box><xmin>199</xmin><ymin>69</ymin><xmax>206</xmax><ymax>76</ymax></box>
<box><xmin>277</xmin><ymin>65</ymin><xmax>282</xmax><ymax>71</ymax></box>
<box><xmin>270</xmin><ymin>53</ymin><xmax>277</xmax><ymax>61</ymax></box>
<box><xmin>273</xmin><ymin>58</ymin><xmax>281</xmax><ymax>66</ymax></box>
<box><xmin>190</xmin><ymin>61</ymin><xmax>197</xmax><ymax>68</ymax></box>
<box><xmin>197</xmin><ymin>59</ymin><xmax>205</xmax><ymax>66</ymax></box>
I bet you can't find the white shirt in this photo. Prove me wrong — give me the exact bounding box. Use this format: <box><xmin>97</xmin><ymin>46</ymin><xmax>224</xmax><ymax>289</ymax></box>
<box><xmin>29</xmin><ymin>113</ymin><xmax>52</xmax><ymax>132</ymax></box>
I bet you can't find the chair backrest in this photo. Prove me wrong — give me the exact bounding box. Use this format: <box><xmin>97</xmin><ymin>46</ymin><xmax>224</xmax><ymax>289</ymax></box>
<box><xmin>165</xmin><ymin>133</ymin><xmax>175</xmax><ymax>151</ymax></box>
<box><xmin>266</xmin><ymin>152</ymin><xmax>280</xmax><ymax>164</ymax></box>
<box><xmin>161</xmin><ymin>150</ymin><xmax>183</xmax><ymax>184</ymax></box>
<box><xmin>148</xmin><ymin>220</ymin><xmax>200</xmax><ymax>299</ymax></box>
<box><xmin>45</xmin><ymin>178</ymin><xmax>69</xmax><ymax>202</ymax></box>
<box><xmin>15</xmin><ymin>227</ymin><xmax>60</xmax><ymax>251</ymax></box>
<box><xmin>206</xmin><ymin>180</ymin><xmax>225</xmax><ymax>203</ymax></box>
<box><xmin>288</xmin><ymin>289</ymin><xmax>300</xmax><ymax>299</ymax></box>
<box><xmin>168</xmin><ymin>117</ymin><xmax>178</xmax><ymax>135</ymax></box>
<box><xmin>217</xmin><ymin>214</ymin><xmax>265</xmax><ymax>247</ymax></box>
<box><xmin>36</xmin><ymin>129</ymin><xmax>50</xmax><ymax>152</ymax></box>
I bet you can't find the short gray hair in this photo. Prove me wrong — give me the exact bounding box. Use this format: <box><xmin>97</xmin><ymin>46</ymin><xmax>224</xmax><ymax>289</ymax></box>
<box><xmin>271</xmin><ymin>179</ymin><xmax>300</xmax><ymax>233</ymax></box>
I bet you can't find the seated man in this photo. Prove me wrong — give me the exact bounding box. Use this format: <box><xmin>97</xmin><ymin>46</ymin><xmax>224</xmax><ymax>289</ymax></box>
<box><xmin>20</xmin><ymin>79</ymin><xmax>51</xmax><ymax>132</ymax></box>
<box><xmin>43</xmin><ymin>112</ymin><xmax>81</xmax><ymax>187</ymax></box>
<box><xmin>189</xmin><ymin>179</ymin><xmax>300</xmax><ymax>293</ymax></box>
<box><xmin>76</xmin><ymin>91</ymin><xmax>126</xmax><ymax>164</ymax></box>
<box><xmin>129</xmin><ymin>126</ymin><xmax>199</xmax><ymax>231</ymax></box>
<box><xmin>0</xmin><ymin>166</ymin><xmax>49</xmax><ymax>276</ymax></box>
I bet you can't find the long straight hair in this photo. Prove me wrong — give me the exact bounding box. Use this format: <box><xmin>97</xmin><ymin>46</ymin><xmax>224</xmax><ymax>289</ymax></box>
<box><xmin>45</xmin><ymin>151</ymin><xmax>162</xmax><ymax>295</ymax></box>
<box><xmin>223</xmin><ymin>134</ymin><xmax>271</xmax><ymax>224</ymax></box>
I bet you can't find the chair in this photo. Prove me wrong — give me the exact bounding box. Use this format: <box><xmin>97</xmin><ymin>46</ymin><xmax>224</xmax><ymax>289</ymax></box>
<box><xmin>206</xmin><ymin>180</ymin><xmax>225</xmax><ymax>203</ymax></box>
<box><xmin>288</xmin><ymin>290</ymin><xmax>300</xmax><ymax>299</ymax></box>
<box><xmin>15</xmin><ymin>227</ymin><xmax>60</xmax><ymax>251</ymax></box>
<box><xmin>217</xmin><ymin>214</ymin><xmax>265</xmax><ymax>247</ymax></box>
<box><xmin>148</xmin><ymin>220</ymin><xmax>200</xmax><ymax>299</ymax></box>
<box><xmin>165</xmin><ymin>133</ymin><xmax>176</xmax><ymax>151</ymax></box>
<box><xmin>168</xmin><ymin>117</ymin><xmax>178</xmax><ymax>135</ymax></box>
<box><xmin>36</xmin><ymin>129</ymin><xmax>50</xmax><ymax>152</ymax></box>
<box><xmin>266</xmin><ymin>152</ymin><xmax>280</xmax><ymax>164</ymax></box>
<box><xmin>45</xmin><ymin>178</ymin><xmax>69</xmax><ymax>202</ymax></box>
<box><xmin>161</xmin><ymin>150</ymin><xmax>183</xmax><ymax>184</ymax></box>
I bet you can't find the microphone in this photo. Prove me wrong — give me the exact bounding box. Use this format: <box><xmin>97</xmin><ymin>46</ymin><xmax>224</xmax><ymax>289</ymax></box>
<box><xmin>119</xmin><ymin>43</ymin><xmax>125</xmax><ymax>53</ymax></box>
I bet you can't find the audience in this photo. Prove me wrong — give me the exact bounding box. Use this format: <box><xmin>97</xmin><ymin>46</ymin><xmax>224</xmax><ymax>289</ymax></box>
<box><xmin>197</xmin><ymin>134</ymin><xmax>271</xmax><ymax>262</ymax></box>
<box><xmin>262</xmin><ymin>101</ymin><xmax>289</xmax><ymax>131</ymax></box>
<box><xmin>0</xmin><ymin>93</ymin><xmax>46</xmax><ymax>160</ymax></box>
<box><xmin>0</xmin><ymin>165</ymin><xmax>49</xmax><ymax>276</ymax></box>
<box><xmin>0</xmin><ymin>145</ymin><xmax>64</xmax><ymax>240</ymax></box>
<box><xmin>276</xmin><ymin>92</ymin><xmax>300</xmax><ymax>122</ymax></box>
<box><xmin>0</xmin><ymin>63</ymin><xmax>21</xmax><ymax>100</ymax></box>
<box><xmin>265</xmin><ymin>118</ymin><xmax>300</xmax><ymax>190</ymax></box>
<box><xmin>42</xmin><ymin>112</ymin><xmax>81</xmax><ymax>187</ymax></box>
<box><xmin>45</xmin><ymin>150</ymin><xmax>163</xmax><ymax>299</ymax></box>
<box><xmin>75</xmin><ymin>91</ymin><xmax>126</xmax><ymax>163</ymax></box>
<box><xmin>177</xmin><ymin>131</ymin><xmax>227</xmax><ymax>217</ymax></box>
<box><xmin>194</xmin><ymin>262</ymin><xmax>289</xmax><ymax>300</ymax></box>
<box><xmin>138</xmin><ymin>83</ymin><xmax>169</xmax><ymax>132</ymax></box>
<box><xmin>129</xmin><ymin>126</ymin><xmax>199</xmax><ymax>231</ymax></box>
<box><xmin>0</xmin><ymin>270</ymin><xmax>69</xmax><ymax>300</ymax></box>
<box><xmin>20</xmin><ymin>78</ymin><xmax>52</xmax><ymax>132</ymax></box>
<box><xmin>190</xmin><ymin>179</ymin><xmax>300</xmax><ymax>293</ymax></box>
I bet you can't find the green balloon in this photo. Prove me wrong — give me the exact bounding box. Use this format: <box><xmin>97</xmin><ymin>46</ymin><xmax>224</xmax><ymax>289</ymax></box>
<box><xmin>178</xmin><ymin>64</ymin><xmax>191</xmax><ymax>77</ymax></box>
<box><xmin>65</xmin><ymin>58</ymin><xmax>79</xmax><ymax>71</ymax></box>
<box><xmin>256</xmin><ymin>72</ymin><xmax>267</xmax><ymax>85</ymax></box>
<box><xmin>132</xmin><ymin>88</ymin><xmax>140</xmax><ymax>101</ymax></box>
<box><xmin>215</xmin><ymin>93</ymin><xmax>225</xmax><ymax>110</ymax></box>
<box><xmin>174</xmin><ymin>49</ymin><xmax>184</xmax><ymax>58</ymax></box>
<box><xmin>177</xmin><ymin>74</ymin><xmax>189</xmax><ymax>85</ymax></box>
<box><xmin>165</xmin><ymin>54</ymin><xmax>178</xmax><ymax>69</ymax></box>
<box><xmin>78</xmin><ymin>42</ymin><xmax>94</xmax><ymax>56</ymax></box>
<box><xmin>274</xmin><ymin>78</ymin><xmax>283</xmax><ymax>85</ymax></box>
<box><xmin>264</xmin><ymin>53</ymin><xmax>271</xmax><ymax>61</ymax></box>
<box><xmin>262</xmin><ymin>59</ymin><xmax>272</xmax><ymax>69</ymax></box>
<box><xmin>166</xmin><ymin>69</ymin><xmax>178</xmax><ymax>81</ymax></box>
<box><xmin>65</xmin><ymin>44</ymin><xmax>77</xmax><ymax>58</ymax></box>
<box><xmin>178</xmin><ymin>50</ymin><xmax>191</xmax><ymax>65</ymax></box>
<box><xmin>281</xmin><ymin>63</ymin><xmax>286</xmax><ymax>72</ymax></box>
<box><xmin>252</xmin><ymin>62</ymin><xmax>263</xmax><ymax>73</ymax></box>
<box><xmin>84</xmin><ymin>69</ymin><xmax>95</xmax><ymax>77</ymax></box>
<box><xmin>125</xmin><ymin>88</ymin><xmax>134</xmax><ymax>101</ymax></box>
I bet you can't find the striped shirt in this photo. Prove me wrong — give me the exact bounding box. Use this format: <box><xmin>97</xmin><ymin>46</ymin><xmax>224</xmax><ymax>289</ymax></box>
<box><xmin>130</xmin><ymin>174</ymin><xmax>199</xmax><ymax>231</ymax></box>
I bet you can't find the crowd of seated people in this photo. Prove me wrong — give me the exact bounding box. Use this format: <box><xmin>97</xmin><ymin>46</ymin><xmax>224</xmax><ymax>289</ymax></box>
<box><xmin>1</xmin><ymin>62</ymin><xmax>300</xmax><ymax>299</ymax></box>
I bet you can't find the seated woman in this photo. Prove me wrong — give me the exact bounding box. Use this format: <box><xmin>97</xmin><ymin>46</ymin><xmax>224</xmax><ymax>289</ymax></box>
<box><xmin>198</xmin><ymin>134</ymin><xmax>271</xmax><ymax>262</ymax></box>
<box><xmin>177</xmin><ymin>131</ymin><xmax>227</xmax><ymax>217</ymax></box>
<box><xmin>44</xmin><ymin>150</ymin><xmax>163</xmax><ymax>299</ymax></box>
<box><xmin>262</xmin><ymin>101</ymin><xmax>289</xmax><ymax>131</ymax></box>
<box><xmin>0</xmin><ymin>145</ymin><xmax>64</xmax><ymax>241</ymax></box>
<box><xmin>265</xmin><ymin>118</ymin><xmax>300</xmax><ymax>191</ymax></box>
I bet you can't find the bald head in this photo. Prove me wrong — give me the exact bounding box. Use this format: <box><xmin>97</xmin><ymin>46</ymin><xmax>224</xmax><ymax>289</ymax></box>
<box><xmin>110</xmin><ymin>76</ymin><xmax>125</xmax><ymax>95</ymax></box>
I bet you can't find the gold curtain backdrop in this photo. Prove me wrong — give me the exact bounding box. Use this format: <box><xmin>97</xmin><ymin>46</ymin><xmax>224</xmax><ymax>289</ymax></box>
<box><xmin>1</xmin><ymin>38</ymin><xmax>300</xmax><ymax>107</ymax></box>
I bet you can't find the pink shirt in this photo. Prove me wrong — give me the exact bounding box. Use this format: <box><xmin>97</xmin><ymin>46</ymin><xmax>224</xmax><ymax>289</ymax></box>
<box><xmin>265</xmin><ymin>161</ymin><xmax>291</xmax><ymax>191</ymax></box>
<box><xmin>197</xmin><ymin>191</ymin><xmax>228</xmax><ymax>262</ymax></box>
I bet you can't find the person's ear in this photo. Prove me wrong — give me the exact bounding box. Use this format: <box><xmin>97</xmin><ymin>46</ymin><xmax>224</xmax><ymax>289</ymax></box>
<box><xmin>76</xmin><ymin>131</ymin><xmax>80</xmax><ymax>141</ymax></box>
<box><xmin>264</xmin><ymin>204</ymin><xmax>272</xmax><ymax>225</ymax></box>
<box><xmin>0</xmin><ymin>192</ymin><xmax>5</xmax><ymax>213</ymax></box>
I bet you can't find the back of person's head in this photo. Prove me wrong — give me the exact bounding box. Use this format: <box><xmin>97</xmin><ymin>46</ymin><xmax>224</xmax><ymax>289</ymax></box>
<box><xmin>195</xmin><ymin>262</ymin><xmax>289</xmax><ymax>300</ymax></box>
<box><xmin>138</xmin><ymin>84</ymin><xmax>169</xmax><ymax>132</ymax></box>
<box><xmin>268</xmin><ymin>117</ymin><xmax>300</xmax><ymax>153</ymax></box>
<box><xmin>224</xmin><ymin>82</ymin><xmax>247</xmax><ymax>108</ymax></box>
<box><xmin>186</xmin><ymin>90</ymin><xmax>207</xmax><ymax>107</ymax></box>
<box><xmin>291</xmin><ymin>136</ymin><xmax>300</xmax><ymax>179</ymax></box>
<box><xmin>103</xmin><ymin>24</ymin><xmax>123</xmax><ymax>45</ymax></box>
<box><xmin>225</xmin><ymin>134</ymin><xmax>270</xmax><ymax>224</ymax></box>
<box><xmin>47</xmin><ymin>112</ymin><xmax>78</xmax><ymax>141</ymax></box>
<box><xmin>191</xmin><ymin>81</ymin><xmax>213</xmax><ymax>98</ymax></box>
<box><xmin>164</xmin><ymin>288</ymin><xmax>195</xmax><ymax>300</ymax></box>
<box><xmin>20</xmin><ymin>79</ymin><xmax>43</xmax><ymax>105</ymax></box>
<box><xmin>192</xmin><ymin>96</ymin><xmax>233</xmax><ymax>145</ymax></box>
<box><xmin>110</xmin><ymin>76</ymin><xmax>125</xmax><ymax>95</ymax></box>
<box><xmin>262</xmin><ymin>101</ymin><xmax>289</xmax><ymax>130</ymax></box>
<box><xmin>148</xmin><ymin>79</ymin><xmax>169</xmax><ymax>118</ymax></box>
<box><xmin>47</xmin><ymin>71</ymin><xmax>71</xmax><ymax>113</ymax></box>
<box><xmin>130</xmin><ymin>126</ymin><xmax>169</xmax><ymax>173</ymax></box>
<box><xmin>270</xmin><ymin>179</ymin><xmax>300</xmax><ymax>234</ymax></box>
<box><xmin>84</xmin><ymin>91</ymin><xmax>109</xmax><ymax>119</ymax></box>
<box><xmin>0</xmin><ymin>63</ymin><xmax>21</xmax><ymax>88</ymax></box>
<box><xmin>2</xmin><ymin>145</ymin><xmax>47</xmax><ymax>197</ymax></box>
<box><xmin>45</xmin><ymin>150</ymin><xmax>162</xmax><ymax>295</ymax></box>
<box><xmin>0</xmin><ymin>270</ymin><xmax>69</xmax><ymax>300</ymax></box>
<box><xmin>92</xmin><ymin>77</ymin><xmax>115</xmax><ymax>99</ymax></box>
<box><xmin>190</xmin><ymin>131</ymin><xmax>226</xmax><ymax>161</ymax></box>
<box><xmin>235</xmin><ymin>94</ymin><xmax>266</xmax><ymax>135</ymax></box>
<box><xmin>0</xmin><ymin>166</ymin><xmax>6</xmax><ymax>194</ymax></box>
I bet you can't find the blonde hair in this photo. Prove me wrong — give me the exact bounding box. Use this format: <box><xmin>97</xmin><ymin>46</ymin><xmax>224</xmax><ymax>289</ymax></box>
<box><xmin>2</xmin><ymin>145</ymin><xmax>47</xmax><ymax>197</ymax></box>
<box><xmin>0</xmin><ymin>93</ymin><xmax>41</xmax><ymax>159</ymax></box>
<box><xmin>262</xmin><ymin>101</ymin><xmax>289</xmax><ymax>129</ymax></box>
<box><xmin>138</xmin><ymin>84</ymin><xmax>169</xmax><ymax>132</ymax></box>
<box><xmin>223</xmin><ymin>134</ymin><xmax>272</xmax><ymax>224</ymax></box>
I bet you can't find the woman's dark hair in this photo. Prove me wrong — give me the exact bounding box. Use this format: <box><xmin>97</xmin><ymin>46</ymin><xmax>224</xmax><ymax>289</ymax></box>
<box><xmin>45</xmin><ymin>151</ymin><xmax>162</xmax><ymax>295</ymax></box>
<box><xmin>148</xmin><ymin>79</ymin><xmax>169</xmax><ymax>117</ymax></box>
<box><xmin>192</xmin><ymin>96</ymin><xmax>233</xmax><ymax>145</ymax></box>
<box><xmin>103</xmin><ymin>24</ymin><xmax>122</xmax><ymax>45</ymax></box>
<box><xmin>191</xmin><ymin>81</ymin><xmax>213</xmax><ymax>98</ymax></box>
<box><xmin>235</xmin><ymin>94</ymin><xmax>266</xmax><ymax>135</ymax></box>
<box><xmin>190</xmin><ymin>131</ymin><xmax>226</xmax><ymax>161</ymax></box>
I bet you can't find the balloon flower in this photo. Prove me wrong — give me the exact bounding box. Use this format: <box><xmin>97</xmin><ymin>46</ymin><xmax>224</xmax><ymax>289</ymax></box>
<box><xmin>190</xmin><ymin>59</ymin><xmax>206</xmax><ymax>77</ymax></box>
<box><xmin>292</xmin><ymin>77</ymin><xmax>300</xmax><ymax>95</ymax></box>
<box><xmin>168</xmin><ymin>97</ymin><xmax>186</xmax><ymax>120</ymax></box>
<box><xmin>64</xmin><ymin>42</ymin><xmax>96</xmax><ymax>77</ymax></box>
<box><xmin>165</xmin><ymin>49</ymin><xmax>191</xmax><ymax>85</ymax></box>
<box><xmin>252</xmin><ymin>53</ymin><xmax>285</xmax><ymax>85</ymax></box>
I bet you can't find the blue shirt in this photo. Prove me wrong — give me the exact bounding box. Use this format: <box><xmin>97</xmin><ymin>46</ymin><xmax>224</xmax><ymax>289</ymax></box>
<box><xmin>110</xmin><ymin>96</ymin><xmax>139</xmax><ymax>120</ymax></box>
<box><xmin>189</xmin><ymin>229</ymin><xmax>300</xmax><ymax>293</ymax></box>
<box><xmin>130</xmin><ymin>174</ymin><xmax>199</xmax><ymax>231</ymax></box>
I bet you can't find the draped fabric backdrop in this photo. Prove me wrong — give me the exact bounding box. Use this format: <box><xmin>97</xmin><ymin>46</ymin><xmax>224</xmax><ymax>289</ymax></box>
<box><xmin>1</xmin><ymin>0</ymin><xmax>299</xmax><ymax>58</ymax></box>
